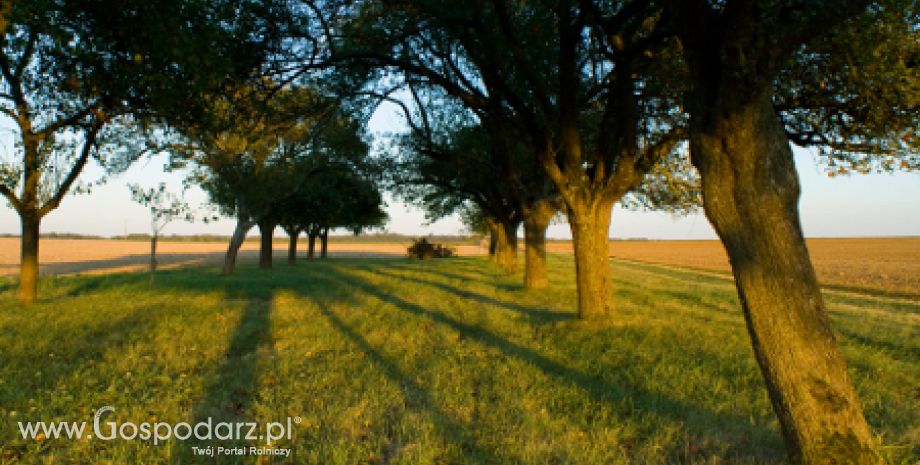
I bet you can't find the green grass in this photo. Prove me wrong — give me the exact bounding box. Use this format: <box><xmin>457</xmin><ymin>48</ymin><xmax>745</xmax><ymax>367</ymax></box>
<box><xmin>0</xmin><ymin>255</ymin><xmax>917</xmax><ymax>465</ymax></box>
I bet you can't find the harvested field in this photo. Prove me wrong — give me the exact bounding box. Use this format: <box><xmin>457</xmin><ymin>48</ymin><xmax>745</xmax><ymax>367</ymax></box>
<box><xmin>0</xmin><ymin>238</ymin><xmax>485</xmax><ymax>277</ymax></box>
<box><xmin>549</xmin><ymin>237</ymin><xmax>920</xmax><ymax>299</ymax></box>
<box><xmin>1</xmin><ymin>237</ymin><xmax>916</xmax><ymax>299</ymax></box>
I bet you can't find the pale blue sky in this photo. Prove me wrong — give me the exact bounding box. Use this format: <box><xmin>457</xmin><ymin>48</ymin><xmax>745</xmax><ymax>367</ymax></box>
<box><xmin>1</xmin><ymin>104</ymin><xmax>918</xmax><ymax>239</ymax></box>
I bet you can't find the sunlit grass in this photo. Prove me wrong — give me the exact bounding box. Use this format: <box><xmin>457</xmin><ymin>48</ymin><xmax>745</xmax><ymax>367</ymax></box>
<box><xmin>0</xmin><ymin>255</ymin><xmax>917</xmax><ymax>464</ymax></box>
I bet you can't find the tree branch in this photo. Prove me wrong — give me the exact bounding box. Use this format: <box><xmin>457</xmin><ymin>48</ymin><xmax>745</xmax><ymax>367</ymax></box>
<box><xmin>38</xmin><ymin>123</ymin><xmax>102</xmax><ymax>217</ymax></box>
<box><xmin>0</xmin><ymin>182</ymin><xmax>22</xmax><ymax>214</ymax></box>
<box><xmin>34</xmin><ymin>104</ymin><xmax>100</xmax><ymax>137</ymax></box>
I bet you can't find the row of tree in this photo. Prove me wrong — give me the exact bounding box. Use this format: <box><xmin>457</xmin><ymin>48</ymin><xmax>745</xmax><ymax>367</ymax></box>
<box><xmin>308</xmin><ymin>1</ymin><xmax>915</xmax><ymax>463</ymax></box>
<box><xmin>167</xmin><ymin>83</ymin><xmax>386</xmax><ymax>274</ymax></box>
<box><xmin>0</xmin><ymin>0</ymin><xmax>292</xmax><ymax>302</ymax></box>
<box><xmin>1</xmin><ymin>1</ymin><xmax>917</xmax><ymax>463</ymax></box>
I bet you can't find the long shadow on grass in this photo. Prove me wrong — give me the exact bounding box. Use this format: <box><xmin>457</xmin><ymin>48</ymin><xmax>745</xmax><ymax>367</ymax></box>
<box><xmin>170</xmin><ymin>284</ymin><xmax>274</xmax><ymax>464</ymax></box>
<box><xmin>60</xmin><ymin>272</ymin><xmax>153</xmax><ymax>297</ymax></box>
<box><xmin>310</xmin><ymin>299</ymin><xmax>503</xmax><ymax>464</ymax></box>
<box><xmin>46</xmin><ymin>260</ymin><xmax>783</xmax><ymax>462</ymax></box>
<box><xmin>391</xmin><ymin>260</ymin><xmax>524</xmax><ymax>292</ymax></box>
<box><xmin>0</xmin><ymin>300</ymin><xmax>165</xmax><ymax>411</ymax></box>
<box><xmin>315</xmin><ymin>265</ymin><xmax>783</xmax><ymax>461</ymax></box>
<box><xmin>358</xmin><ymin>265</ymin><xmax>574</xmax><ymax>324</ymax></box>
<box><xmin>835</xmin><ymin>327</ymin><xmax>920</xmax><ymax>361</ymax></box>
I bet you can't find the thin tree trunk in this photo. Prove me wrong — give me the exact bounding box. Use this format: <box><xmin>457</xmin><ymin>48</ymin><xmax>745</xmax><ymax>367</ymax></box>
<box><xmin>488</xmin><ymin>230</ymin><xmax>497</xmax><ymax>257</ymax></box>
<box><xmin>258</xmin><ymin>220</ymin><xmax>275</xmax><ymax>269</ymax></box>
<box><xmin>18</xmin><ymin>212</ymin><xmax>40</xmax><ymax>304</ymax></box>
<box><xmin>149</xmin><ymin>234</ymin><xmax>157</xmax><ymax>285</ymax></box>
<box><xmin>487</xmin><ymin>217</ymin><xmax>519</xmax><ymax>272</ymax></box>
<box><xmin>223</xmin><ymin>218</ymin><xmax>252</xmax><ymax>275</ymax></box>
<box><xmin>485</xmin><ymin>217</ymin><xmax>500</xmax><ymax>260</ymax></box>
<box><xmin>567</xmin><ymin>200</ymin><xmax>614</xmax><ymax>320</ymax></box>
<box><xmin>320</xmin><ymin>227</ymin><xmax>329</xmax><ymax>259</ymax></box>
<box><xmin>522</xmin><ymin>200</ymin><xmax>557</xmax><ymax>289</ymax></box>
<box><xmin>307</xmin><ymin>231</ymin><xmax>317</xmax><ymax>261</ymax></box>
<box><xmin>287</xmin><ymin>229</ymin><xmax>300</xmax><ymax>266</ymax></box>
<box><xmin>690</xmin><ymin>90</ymin><xmax>879</xmax><ymax>464</ymax></box>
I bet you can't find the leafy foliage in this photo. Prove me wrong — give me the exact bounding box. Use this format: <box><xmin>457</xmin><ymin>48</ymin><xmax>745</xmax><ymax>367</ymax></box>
<box><xmin>277</xmin><ymin>167</ymin><xmax>388</xmax><ymax>235</ymax></box>
<box><xmin>128</xmin><ymin>183</ymin><xmax>193</xmax><ymax>235</ymax></box>
<box><xmin>776</xmin><ymin>0</ymin><xmax>920</xmax><ymax>175</ymax></box>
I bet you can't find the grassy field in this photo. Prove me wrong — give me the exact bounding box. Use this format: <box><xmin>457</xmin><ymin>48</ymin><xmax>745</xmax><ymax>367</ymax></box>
<box><xmin>0</xmin><ymin>256</ymin><xmax>917</xmax><ymax>464</ymax></box>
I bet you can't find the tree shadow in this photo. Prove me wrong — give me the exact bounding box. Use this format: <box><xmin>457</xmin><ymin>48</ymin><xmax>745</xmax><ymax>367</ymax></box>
<box><xmin>0</xmin><ymin>304</ymin><xmax>164</xmax><ymax>411</ymax></box>
<box><xmin>390</xmin><ymin>259</ymin><xmax>524</xmax><ymax>292</ymax></box>
<box><xmin>309</xmin><ymin>298</ymin><xmax>504</xmax><ymax>464</ymax></box>
<box><xmin>313</xmin><ymin>265</ymin><xmax>783</xmax><ymax>461</ymax></box>
<box><xmin>355</xmin><ymin>264</ymin><xmax>574</xmax><ymax>324</ymax></box>
<box><xmin>12</xmin><ymin>258</ymin><xmax>790</xmax><ymax>463</ymax></box>
<box><xmin>169</xmin><ymin>285</ymin><xmax>275</xmax><ymax>464</ymax></box>
<box><xmin>835</xmin><ymin>327</ymin><xmax>920</xmax><ymax>361</ymax></box>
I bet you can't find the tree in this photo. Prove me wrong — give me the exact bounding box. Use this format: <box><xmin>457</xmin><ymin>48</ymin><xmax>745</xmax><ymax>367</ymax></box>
<box><xmin>277</xmin><ymin>166</ymin><xmax>387</xmax><ymax>263</ymax></box>
<box><xmin>380</xmin><ymin>86</ymin><xmax>558</xmax><ymax>281</ymax></box>
<box><xmin>128</xmin><ymin>183</ymin><xmax>193</xmax><ymax>284</ymax></box>
<box><xmin>390</xmin><ymin>85</ymin><xmax>694</xmax><ymax>288</ymax></box>
<box><xmin>662</xmin><ymin>0</ymin><xmax>917</xmax><ymax>462</ymax></box>
<box><xmin>182</xmin><ymin>85</ymin><xmax>374</xmax><ymax>273</ymax></box>
<box><xmin>0</xmin><ymin>0</ymin><xmax>279</xmax><ymax>303</ymax></box>
<box><xmin>319</xmin><ymin>0</ymin><xmax>689</xmax><ymax>317</ymax></box>
<box><xmin>175</xmin><ymin>84</ymin><xmax>338</xmax><ymax>273</ymax></box>
<box><xmin>393</xmin><ymin>117</ymin><xmax>528</xmax><ymax>274</ymax></box>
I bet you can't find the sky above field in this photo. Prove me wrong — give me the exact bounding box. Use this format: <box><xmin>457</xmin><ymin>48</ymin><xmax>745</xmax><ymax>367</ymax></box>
<box><xmin>1</xmin><ymin>103</ymin><xmax>918</xmax><ymax>240</ymax></box>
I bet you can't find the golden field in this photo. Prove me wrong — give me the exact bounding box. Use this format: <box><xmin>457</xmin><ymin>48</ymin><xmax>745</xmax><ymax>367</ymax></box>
<box><xmin>0</xmin><ymin>237</ymin><xmax>485</xmax><ymax>277</ymax></box>
<box><xmin>550</xmin><ymin>237</ymin><xmax>920</xmax><ymax>299</ymax></box>
<box><xmin>1</xmin><ymin>236</ymin><xmax>917</xmax><ymax>299</ymax></box>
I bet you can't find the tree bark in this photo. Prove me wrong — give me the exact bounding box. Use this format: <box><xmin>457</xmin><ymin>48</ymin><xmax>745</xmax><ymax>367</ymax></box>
<box><xmin>149</xmin><ymin>234</ymin><xmax>158</xmax><ymax>285</ymax></box>
<box><xmin>307</xmin><ymin>230</ymin><xmax>317</xmax><ymax>261</ymax></box>
<box><xmin>488</xmin><ymin>229</ymin><xmax>497</xmax><ymax>257</ymax></box>
<box><xmin>257</xmin><ymin>220</ymin><xmax>275</xmax><ymax>269</ymax></box>
<box><xmin>522</xmin><ymin>200</ymin><xmax>557</xmax><ymax>289</ymax></box>
<box><xmin>486</xmin><ymin>217</ymin><xmax>519</xmax><ymax>272</ymax></box>
<box><xmin>223</xmin><ymin>218</ymin><xmax>253</xmax><ymax>275</ymax></box>
<box><xmin>287</xmin><ymin>229</ymin><xmax>300</xmax><ymax>266</ymax></box>
<box><xmin>689</xmin><ymin>89</ymin><xmax>880</xmax><ymax>464</ymax></box>
<box><xmin>485</xmin><ymin>217</ymin><xmax>499</xmax><ymax>260</ymax></box>
<box><xmin>18</xmin><ymin>212</ymin><xmax>40</xmax><ymax>305</ymax></box>
<box><xmin>320</xmin><ymin>227</ymin><xmax>329</xmax><ymax>259</ymax></box>
<box><xmin>566</xmin><ymin>199</ymin><xmax>614</xmax><ymax>320</ymax></box>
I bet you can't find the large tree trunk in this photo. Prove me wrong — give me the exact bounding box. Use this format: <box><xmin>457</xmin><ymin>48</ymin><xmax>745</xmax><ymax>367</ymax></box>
<box><xmin>149</xmin><ymin>234</ymin><xmax>158</xmax><ymax>285</ymax></box>
<box><xmin>18</xmin><ymin>212</ymin><xmax>40</xmax><ymax>305</ymax></box>
<box><xmin>690</xmin><ymin>90</ymin><xmax>879</xmax><ymax>464</ymax></box>
<box><xmin>257</xmin><ymin>220</ymin><xmax>275</xmax><ymax>269</ymax></box>
<box><xmin>566</xmin><ymin>199</ymin><xmax>614</xmax><ymax>320</ymax></box>
<box><xmin>522</xmin><ymin>200</ymin><xmax>557</xmax><ymax>289</ymax></box>
<box><xmin>223</xmin><ymin>218</ymin><xmax>253</xmax><ymax>275</ymax></box>
<box><xmin>287</xmin><ymin>229</ymin><xmax>300</xmax><ymax>266</ymax></box>
<box><xmin>307</xmin><ymin>231</ymin><xmax>317</xmax><ymax>261</ymax></box>
<box><xmin>320</xmin><ymin>227</ymin><xmax>329</xmax><ymax>259</ymax></box>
